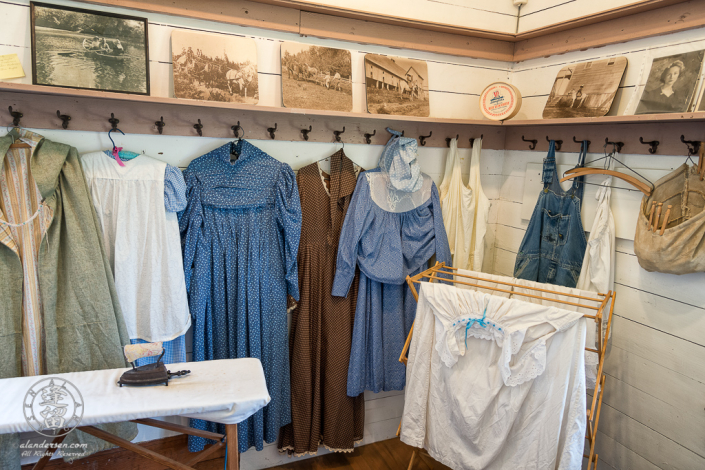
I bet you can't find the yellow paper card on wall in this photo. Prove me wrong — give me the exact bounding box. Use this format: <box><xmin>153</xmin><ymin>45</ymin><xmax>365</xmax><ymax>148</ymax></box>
<box><xmin>0</xmin><ymin>54</ymin><xmax>26</xmax><ymax>80</ymax></box>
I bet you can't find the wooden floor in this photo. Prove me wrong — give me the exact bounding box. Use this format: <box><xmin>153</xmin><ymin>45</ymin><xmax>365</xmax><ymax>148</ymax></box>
<box><xmin>267</xmin><ymin>439</ymin><xmax>452</xmax><ymax>470</ymax></box>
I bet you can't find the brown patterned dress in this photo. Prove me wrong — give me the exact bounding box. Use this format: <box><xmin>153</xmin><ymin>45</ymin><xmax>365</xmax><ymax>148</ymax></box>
<box><xmin>278</xmin><ymin>150</ymin><xmax>365</xmax><ymax>455</ymax></box>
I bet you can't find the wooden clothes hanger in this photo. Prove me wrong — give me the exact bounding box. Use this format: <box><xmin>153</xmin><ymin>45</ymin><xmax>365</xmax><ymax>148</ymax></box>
<box><xmin>560</xmin><ymin>143</ymin><xmax>653</xmax><ymax>196</ymax></box>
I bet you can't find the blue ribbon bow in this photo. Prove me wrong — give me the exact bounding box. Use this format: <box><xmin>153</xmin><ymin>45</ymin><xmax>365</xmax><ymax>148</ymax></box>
<box><xmin>464</xmin><ymin>302</ymin><xmax>490</xmax><ymax>348</ymax></box>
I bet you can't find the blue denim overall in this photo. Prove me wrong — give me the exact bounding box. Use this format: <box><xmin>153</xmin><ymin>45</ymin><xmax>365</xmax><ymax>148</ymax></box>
<box><xmin>513</xmin><ymin>140</ymin><xmax>587</xmax><ymax>287</ymax></box>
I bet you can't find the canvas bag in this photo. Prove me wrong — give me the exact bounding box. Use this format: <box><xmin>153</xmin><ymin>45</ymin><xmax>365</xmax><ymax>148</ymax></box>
<box><xmin>634</xmin><ymin>163</ymin><xmax>705</xmax><ymax>274</ymax></box>
<box><xmin>439</xmin><ymin>137</ymin><xmax>490</xmax><ymax>271</ymax></box>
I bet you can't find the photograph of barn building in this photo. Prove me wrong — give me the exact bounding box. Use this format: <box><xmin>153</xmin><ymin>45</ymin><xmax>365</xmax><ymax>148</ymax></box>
<box><xmin>365</xmin><ymin>54</ymin><xmax>429</xmax><ymax>116</ymax></box>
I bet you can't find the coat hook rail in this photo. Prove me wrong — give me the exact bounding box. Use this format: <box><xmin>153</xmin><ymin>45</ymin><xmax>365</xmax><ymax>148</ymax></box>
<box><xmin>680</xmin><ymin>135</ymin><xmax>699</xmax><ymax>156</ymax></box>
<box><xmin>108</xmin><ymin>113</ymin><xmax>119</xmax><ymax>130</ymax></box>
<box><xmin>333</xmin><ymin>126</ymin><xmax>345</xmax><ymax>142</ymax></box>
<box><xmin>267</xmin><ymin>123</ymin><xmax>277</xmax><ymax>139</ymax></box>
<box><xmin>639</xmin><ymin>136</ymin><xmax>659</xmax><ymax>154</ymax></box>
<box><xmin>446</xmin><ymin>134</ymin><xmax>459</xmax><ymax>147</ymax></box>
<box><xmin>605</xmin><ymin>137</ymin><xmax>624</xmax><ymax>153</ymax></box>
<box><xmin>231</xmin><ymin>121</ymin><xmax>243</xmax><ymax>138</ymax></box>
<box><xmin>193</xmin><ymin>119</ymin><xmax>203</xmax><ymax>137</ymax></box>
<box><xmin>546</xmin><ymin>136</ymin><xmax>563</xmax><ymax>151</ymax></box>
<box><xmin>155</xmin><ymin>116</ymin><xmax>165</xmax><ymax>135</ymax></box>
<box><xmin>521</xmin><ymin>135</ymin><xmax>537</xmax><ymax>150</ymax></box>
<box><xmin>56</xmin><ymin>110</ymin><xmax>71</xmax><ymax>129</ymax></box>
<box><xmin>419</xmin><ymin>131</ymin><xmax>432</xmax><ymax>146</ymax></box>
<box><xmin>364</xmin><ymin>129</ymin><xmax>376</xmax><ymax>144</ymax></box>
<box><xmin>9</xmin><ymin>106</ymin><xmax>22</xmax><ymax>127</ymax></box>
<box><xmin>301</xmin><ymin>125</ymin><xmax>312</xmax><ymax>141</ymax></box>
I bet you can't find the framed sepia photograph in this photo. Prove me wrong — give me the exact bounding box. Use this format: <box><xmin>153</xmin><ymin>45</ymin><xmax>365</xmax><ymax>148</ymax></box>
<box><xmin>281</xmin><ymin>42</ymin><xmax>352</xmax><ymax>111</ymax></box>
<box><xmin>365</xmin><ymin>54</ymin><xmax>429</xmax><ymax>117</ymax></box>
<box><xmin>635</xmin><ymin>51</ymin><xmax>705</xmax><ymax>114</ymax></box>
<box><xmin>172</xmin><ymin>30</ymin><xmax>258</xmax><ymax>104</ymax></box>
<box><xmin>30</xmin><ymin>2</ymin><xmax>149</xmax><ymax>95</ymax></box>
<box><xmin>542</xmin><ymin>57</ymin><xmax>627</xmax><ymax>118</ymax></box>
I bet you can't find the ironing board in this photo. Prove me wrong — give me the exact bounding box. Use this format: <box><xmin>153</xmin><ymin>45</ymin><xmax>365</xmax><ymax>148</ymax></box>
<box><xmin>0</xmin><ymin>358</ymin><xmax>270</xmax><ymax>470</ymax></box>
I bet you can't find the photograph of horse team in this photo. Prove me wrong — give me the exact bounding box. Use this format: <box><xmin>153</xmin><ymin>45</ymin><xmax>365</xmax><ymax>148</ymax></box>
<box><xmin>542</xmin><ymin>57</ymin><xmax>628</xmax><ymax>119</ymax></box>
<box><xmin>364</xmin><ymin>54</ymin><xmax>429</xmax><ymax>117</ymax></box>
<box><xmin>172</xmin><ymin>30</ymin><xmax>258</xmax><ymax>104</ymax></box>
<box><xmin>281</xmin><ymin>43</ymin><xmax>352</xmax><ymax>111</ymax></box>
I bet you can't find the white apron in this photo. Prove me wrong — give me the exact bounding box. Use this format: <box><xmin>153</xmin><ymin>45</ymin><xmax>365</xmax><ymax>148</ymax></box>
<box><xmin>81</xmin><ymin>152</ymin><xmax>190</xmax><ymax>342</ymax></box>
<box><xmin>439</xmin><ymin>137</ymin><xmax>489</xmax><ymax>271</ymax></box>
<box><xmin>576</xmin><ymin>177</ymin><xmax>615</xmax><ymax>390</ymax></box>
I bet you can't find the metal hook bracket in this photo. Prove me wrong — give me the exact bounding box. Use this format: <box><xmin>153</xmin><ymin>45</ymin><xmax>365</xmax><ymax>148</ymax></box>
<box><xmin>9</xmin><ymin>106</ymin><xmax>22</xmax><ymax>127</ymax></box>
<box><xmin>56</xmin><ymin>110</ymin><xmax>71</xmax><ymax>129</ymax></box>
<box><xmin>333</xmin><ymin>126</ymin><xmax>345</xmax><ymax>142</ymax></box>
<box><xmin>301</xmin><ymin>125</ymin><xmax>312</xmax><ymax>141</ymax></box>
<box><xmin>680</xmin><ymin>135</ymin><xmax>699</xmax><ymax>156</ymax></box>
<box><xmin>521</xmin><ymin>135</ymin><xmax>537</xmax><ymax>150</ymax></box>
<box><xmin>193</xmin><ymin>119</ymin><xmax>203</xmax><ymax>136</ymax></box>
<box><xmin>364</xmin><ymin>129</ymin><xmax>376</xmax><ymax>144</ymax></box>
<box><xmin>419</xmin><ymin>131</ymin><xmax>432</xmax><ymax>146</ymax></box>
<box><xmin>155</xmin><ymin>116</ymin><xmax>165</xmax><ymax>135</ymax></box>
<box><xmin>639</xmin><ymin>136</ymin><xmax>659</xmax><ymax>154</ymax></box>
<box><xmin>267</xmin><ymin>123</ymin><xmax>277</xmax><ymax>139</ymax></box>
<box><xmin>605</xmin><ymin>137</ymin><xmax>624</xmax><ymax>153</ymax></box>
<box><xmin>445</xmin><ymin>134</ymin><xmax>459</xmax><ymax>147</ymax></box>
<box><xmin>108</xmin><ymin>113</ymin><xmax>119</xmax><ymax>130</ymax></box>
<box><xmin>231</xmin><ymin>121</ymin><xmax>244</xmax><ymax>139</ymax></box>
<box><xmin>546</xmin><ymin>136</ymin><xmax>563</xmax><ymax>151</ymax></box>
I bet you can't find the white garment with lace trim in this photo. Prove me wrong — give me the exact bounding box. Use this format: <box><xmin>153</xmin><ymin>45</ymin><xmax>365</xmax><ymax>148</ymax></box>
<box><xmin>401</xmin><ymin>281</ymin><xmax>587</xmax><ymax>470</ymax></box>
<box><xmin>439</xmin><ymin>137</ymin><xmax>489</xmax><ymax>271</ymax></box>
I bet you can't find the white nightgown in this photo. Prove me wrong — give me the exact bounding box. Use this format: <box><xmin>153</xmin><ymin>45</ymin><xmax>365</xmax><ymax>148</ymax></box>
<box><xmin>401</xmin><ymin>280</ymin><xmax>587</xmax><ymax>470</ymax></box>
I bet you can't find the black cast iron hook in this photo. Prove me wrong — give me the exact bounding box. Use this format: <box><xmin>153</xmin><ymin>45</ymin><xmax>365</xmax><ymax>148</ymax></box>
<box><xmin>419</xmin><ymin>131</ymin><xmax>432</xmax><ymax>146</ymax></box>
<box><xmin>301</xmin><ymin>125</ymin><xmax>312</xmax><ymax>141</ymax></box>
<box><xmin>446</xmin><ymin>134</ymin><xmax>459</xmax><ymax>147</ymax></box>
<box><xmin>680</xmin><ymin>135</ymin><xmax>699</xmax><ymax>156</ymax></box>
<box><xmin>56</xmin><ymin>110</ymin><xmax>71</xmax><ymax>129</ymax></box>
<box><xmin>155</xmin><ymin>116</ymin><xmax>165</xmax><ymax>135</ymax></box>
<box><xmin>8</xmin><ymin>106</ymin><xmax>22</xmax><ymax>127</ymax></box>
<box><xmin>193</xmin><ymin>119</ymin><xmax>203</xmax><ymax>137</ymax></box>
<box><xmin>108</xmin><ymin>113</ymin><xmax>119</xmax><ymax>130</ymax></box>
<box><xmin>267</xmin><ymin>123</ymin><xmax>277</xmax><ymax>139</ymax></box>
<box><xmin>364</xmin><ymin>129</ymin><xmax>376</xmax><ymax>144</ymax></box>
<box><xmin>333</xmin><ymin>126</ymin><xmax>345</xmax><ymax>142</ymax></box>
<box><xmin>546</xmin><ymin>136</ymin><xmax>563</xmax><ymax>151</ymax></box>
<box><xmin>231</xmin><ymin>121</ymin><xmax>244</xmax><ymax>139</ymax></box>
<box><xmin>604</xmin><ymin>137</ymin><xmax>624</xmax><ymax>153</ymax></box>
<box><xmin>639</xmin><ymin>137</ymin><xmax>659</xmax><ymax>154</ymax></box>
<box><xmin>521</xmin><ymin>135</ymin><xmax>537</xmax><ymax>150</ymax></box>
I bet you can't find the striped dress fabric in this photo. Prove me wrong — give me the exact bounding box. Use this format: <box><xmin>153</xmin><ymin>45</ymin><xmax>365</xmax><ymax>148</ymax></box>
<box><xmin>0</xmin><ymin>130</ymin><xmax>53</xmax><ymax>377</ymax></box>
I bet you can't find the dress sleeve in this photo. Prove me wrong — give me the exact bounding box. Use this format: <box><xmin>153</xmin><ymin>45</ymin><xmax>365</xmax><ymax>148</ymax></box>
<box><xmin>275</xmin><ymin>164</ymin><xmax>302</xmax><ymax>301</ymax></box>
<box><xmin>431</xmin><ymin>183</ymin><xmax>453</xmax><ymax>268</ymax></box>
<box><xmin>164</xmin><ymin>164</ymin><xmax>187</xmax><ymax>212</ymax></box>
<box><xmin>331</xmin><ymin>173</ymin><xmax>370</xmax><ymax>297</ymax></box>
<box><xmin>178</xmin><ymin>168</ymin><xmax>202</xmax><ymax>293</ymax></box>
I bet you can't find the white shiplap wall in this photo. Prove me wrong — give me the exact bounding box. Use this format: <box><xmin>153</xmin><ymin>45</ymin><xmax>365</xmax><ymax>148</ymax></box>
<box><xmin>0</xmin><ymin>0</ymin><xmax>509</xmax><ymax>468</ymax></box>
<box><xmin>517</xmin><ymin>0</ymin><xmax>643</xmax><ymax>33</ymax></box>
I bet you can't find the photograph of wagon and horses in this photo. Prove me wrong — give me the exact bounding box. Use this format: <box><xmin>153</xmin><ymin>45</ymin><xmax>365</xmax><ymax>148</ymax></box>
<box><xmin>30</xmin><ymin>2</ymin><xmax>149</xmax><ymax>94</ymax></box>
<box><xmin>543</xmin><ymin>57</ymin><xmax>628</xmax><ymax>118</ymax></box>
<box><xmin>281</xmin><ymin>43</ymin><xmax>352</xmax><ymax>111</ymax></box>
<box><xmin>365</xmin><ymin>54</ymin><xmax>429</xmax><ymax>117</ymax></box>
<box><xmin>172</xmin><ymin>30</ymin><xmax>258</xmax><ymax>104</ymax></box>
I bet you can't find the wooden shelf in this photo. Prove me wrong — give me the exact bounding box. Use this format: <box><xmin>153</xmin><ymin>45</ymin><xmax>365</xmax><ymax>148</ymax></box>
<box><xmin>4</xmin><ymin>82</ymin><xmax>705</xmax><ymax>154</ymax></box>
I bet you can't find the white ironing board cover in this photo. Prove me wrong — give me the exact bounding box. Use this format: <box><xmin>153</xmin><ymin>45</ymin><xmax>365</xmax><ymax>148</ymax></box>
<box><xmin>0</xmin><ymin>358</ymin><xmax>270</xmax><ymax>434</ymax></box>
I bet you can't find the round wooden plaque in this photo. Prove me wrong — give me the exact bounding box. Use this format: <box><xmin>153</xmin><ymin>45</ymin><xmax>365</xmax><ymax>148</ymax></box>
<box><xmin>479</xmin><ymin>82</ymin><xmax>522</xmax><ymax>121</ymax></box>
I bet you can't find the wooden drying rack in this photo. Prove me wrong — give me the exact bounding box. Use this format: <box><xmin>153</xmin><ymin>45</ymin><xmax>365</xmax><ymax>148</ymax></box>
<box><xmin>395</xmin><ymin>262</ymin><xmax>615</xmax><ymax>470</ymax></box>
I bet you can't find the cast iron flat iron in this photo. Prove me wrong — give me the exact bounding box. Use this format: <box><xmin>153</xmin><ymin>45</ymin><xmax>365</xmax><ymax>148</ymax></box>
<box><xmin>118</xmin><ymin>343</ymin><xmax>190</xmax><ymax>387</ymax></box>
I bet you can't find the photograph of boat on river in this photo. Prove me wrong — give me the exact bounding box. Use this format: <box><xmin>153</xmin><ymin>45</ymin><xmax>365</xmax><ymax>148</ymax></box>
<box><xmin>30</xmin><ymin>2</ymin><xmax>149</xmax><ymax>94</ymax></box>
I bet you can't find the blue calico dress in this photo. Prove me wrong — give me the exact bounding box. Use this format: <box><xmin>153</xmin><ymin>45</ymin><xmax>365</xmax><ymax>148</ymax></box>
<box><xmin>179</xmin><ymin>140</ymin><xmax>302</xmax><ymax>453</ymax></box>
<box><xmin>332</xmin><ymin>169</ymin><xmax>451</xmax><ymax>396</ymax></box>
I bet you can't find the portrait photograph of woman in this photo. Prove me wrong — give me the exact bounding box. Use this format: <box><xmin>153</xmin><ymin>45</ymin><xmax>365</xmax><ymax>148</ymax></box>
<box><xmin>635</xmin><ymin>51</ymin><xmax>705</xmax><ymax>114</ymax></box>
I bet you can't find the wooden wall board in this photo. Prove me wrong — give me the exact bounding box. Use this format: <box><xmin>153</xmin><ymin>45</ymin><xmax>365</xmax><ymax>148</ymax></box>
<box><xmin>514</xmin><ymin>0</ymin><xmax>705</xmax><ymax>62</ymax></box>
<box><xmin>299</xmin><ymin>11</ymin><xmax>515</xmax><ymax>62</ymax></box>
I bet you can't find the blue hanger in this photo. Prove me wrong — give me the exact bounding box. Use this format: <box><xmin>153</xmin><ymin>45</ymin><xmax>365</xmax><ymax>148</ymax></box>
<box><xmin>108</xmin><ymin>127</ymin><xmax>124</xmax><ymax>152</ymax></box>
